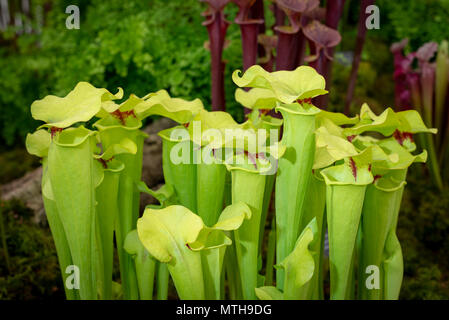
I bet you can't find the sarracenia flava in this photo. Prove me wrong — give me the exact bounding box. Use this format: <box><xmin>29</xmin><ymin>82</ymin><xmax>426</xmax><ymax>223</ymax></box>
<box><xmin>26</xmin><ymin>66</ymin><xmax>435</xmax><ymax>300</ymax></box>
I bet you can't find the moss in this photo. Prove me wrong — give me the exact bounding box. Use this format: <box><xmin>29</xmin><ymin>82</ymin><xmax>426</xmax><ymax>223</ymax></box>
<box><xmin>0</xmin><ymin>199</ymin><xmax>65</xmax><ymax>300</ymax></box>
<box><xmin>397</xmin><ymin>169</ymin><xmax>449</xmax><ymax>300</ymax></box>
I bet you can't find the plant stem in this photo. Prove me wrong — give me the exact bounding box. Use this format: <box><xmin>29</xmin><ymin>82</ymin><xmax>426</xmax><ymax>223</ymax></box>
<box><xmin>162</xmin><ymin>137</ymin><xmax>197</xmax><ymax>212</ymax></box>
<box><xmin>232</xmin><ymin>169</ymin><xmax>266</xmax><ymax>300</ymax></box>
<box><xmin>323</xmin><ymin>0</ymin><xmax>346</xmax><ymax>106</ymax></box>
<box><xmin>258</xmin><ymin>173</ymin><xmax>275</xmax><ymax>255</ymax></box>
<box><xmin>47</xmin><ymin>129</ymin><xmax>98</xmax><ymax>300</ymax></box>
<box><xmin>134</xmin><ymin>252</ymin><xmax>156</xmax><ymax>300</ymax></box>
<box><xmin>435</xmin><ymin>41</ymin><xmax>449</xmax><ymax>149</ymax></box>
<box><xmin>156</xmin><ymin>262</ymin><xmax>169</xmax><ymax>300</ymax></box>
<box><xmin>300</xmin><ymin>170</ymin><xmax>326</xmax><ymax>299</ymax></box>
<box><xmin>196</xmin><ymin>162</ymin><xmax>227</xmax><ymax>226</ymax></box>
<box><xmin>275</xmin><ymin>105</ymin><xmax>318</xmax><ymax>290</ymax></box>
<box><xmin>424</xmin><ymin>133</ymin><xmax>444</xmax><ymax>190</ymax></box>
<box><xmin>359</xmin><ymin>178</ymin><xmax>405</xmax><ymax>300</ymax></box>
<box><xmin>273</xmin><ymin>3</ymin><xmax>285</xmax><ymax>34</ymax></box>
<box><xmin>344</xmin><ymin>0</ymin><xmax>374</xmax><ymax>115</ymax></box>
<box><xmin>250</xmin><ymin>0</ymin><xmax>266</xmax><ymax>58</ymax></box>
<box><xmin>295</xmin><ymin>22</ymin><xmax>308</xmax><ymax>67</ymax></box>
<box><xmin>326</xmin><ymin>183</ymin><xmax>367</xmax><ymax>299</ymax></box>
<box><xmin>116</xmin><ymin>142</ymin><xmax>145</xmax><ymax>300</ymax></box>
<box><xmin>41</xmin><ymin>160</ymin><xmax>78</xmax><ymax>300</ymax></box>
<box><xmin>276</xmin><ymin>30</ymin><xmax>299</xmax><ymax>71</ymax></box>
<box><xmin>225</xmin><ymin>233</ymin><xmax>243</xmax><ymax>299</ymax></box>
<box><xmin>235</xmin><ymin>1</ymin><xmax>264</xmax><ymax>72</ymax></box>
<box><xmin>204</xmin><ymin>11</ymin><xmax>229</xmax><ymax>111</ymax></box>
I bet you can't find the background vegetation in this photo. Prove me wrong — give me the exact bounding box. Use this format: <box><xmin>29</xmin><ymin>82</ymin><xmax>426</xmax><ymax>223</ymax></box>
<box><xmin>1</xmin><ymin>0</ymin><xmax>448</xmax><ymax>299</ymax></box>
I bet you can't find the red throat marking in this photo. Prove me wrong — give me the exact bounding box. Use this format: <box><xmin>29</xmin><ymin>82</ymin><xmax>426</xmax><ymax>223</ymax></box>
<box><xmin>97</xmin><ymin>157</ymin><xmax>114</xmax><ymax>169</ymax></box>
<box><xmin>393</xmin><ymin>130</ymin><xmax>413</xmax><ymax>146</ymax></box>
<box><xmin>296</xmin><ymin>98</ymin><xmax>312</xmax><ymax>105</ymax></box>
<box><xmin>50</xmin><ymin>127</ymin><xmax>63</xmax><ymax>138</ymax></box>
<box><xmin>111</xmin><ymin>109</ymin><xmax>136</xmax><ymax>125</ymax></box>
<box><xmin>349</xmin><ymin>157</ymin><xmax>357</xmax><ymax>180</ymax></box>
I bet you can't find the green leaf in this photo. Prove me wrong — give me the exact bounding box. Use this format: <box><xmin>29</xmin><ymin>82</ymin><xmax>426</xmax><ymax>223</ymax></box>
<box><xmin>344</xmin><ymin>104</ymin><xmax>437</xmax><ymax>138</ymax></box>
<box><xmin>94</xmin><ymin>138</ymin><xmax>137</xmax><ymax>161</ymax></box>
<box><xmin>231</xmin><ymin>169</ymin><xmax>267</xmax><ymax>300</ymax></box>
<box><xmin>124</xmin><ymin>230</ymin><xmax>156</xmax><ymax>300</ymax></box>
<box><xmin>41</xmin><ymin>159</ymin><xmax>77</xmax><ymax>300</ymax></box>
<box><xmin>47</xmin><ymin>125</ymin><xmax>99</xmax><ymax>299</ymax></box>
<box><xmin>235</xmin><ymin>88</ymin><xmax>278</xmax><ymax>110</ymax></box>
<box><xmin>188</xmin><ymin>109</ymin><xmax>241</xmax><ymax>147</ymax></box>
<box><xmin>359</xmin><ymin>176</ymin><xmax>406</xmax><ymax>300</ymax></box>
<box><xmin>343</xmin><ymin>104</ymin><xmax>400</xmax><ymax>136</ymax></box>
<box><xmin>314</xmin><ymin>120</ymin><xmax>359</xmax><ymax>169</ymax></box>
<box><xmin>213</xmin><ymin>201</ymin><xmax>252</xmax><ymax>230</ymax></box>
<box><xmin>137</xmin><ymin>206</ymin><xmax>205</xmax><ymax>298</ymax></box>
<box><xmin>255</xmin><ymin>286</ymin><xmax>284</xmax><ymax>300</ymax></box>
<box><xmin>135</xmin><ymin>89</ymin><xmax>204</xmax><ymax>124</ymax></box>
<box><xmin>137</xmin><ymin>181</ymin><xmax>177</xmax><ymax>209</ymax></box>
<box><xmin>124</xmin><ymin>229</ymin><xmax>150</xmax><ymax>258</ymax></box>
<box><xmin>324</xmin><ymin>173</ymin><xmax>370</xmax><ymax>299</ymax></box>
<box><xmin>275</xmin><ymin>101</ymin><xmax>318</xmax><ymax>290</ymax></box>
<box><xmin>137</xmin><ymin>204</ymin><xmax>248</xmax><ymax>300</ymax></box>
<box><xmin>321</xmin><ymin>161</ymin><xmax>373</xmax><ymax>185</ymax></box>
<box><xmin>372</xmin><ymin>138</ymin><xmax>427</xmax><ymax>174</ymax></box>
<box><xmin>232</xmin><ymin>65</ymin><xmax>327</xmax><ymax>104</ymax></box>
<box><xmin>32</xmin><ymin>82</ymin><xmax>122</xmax><ymax>128</ymax></box>
<box><xmin>159</xmin><ymin>126</ymin><xmax>197</xmax><ymax>212</ymax></box>
<box><xmin>137</xmin><ymin>205</ymin><xmax>204</xmax><ymax>263</ymax></box>
<box><xmin>396</xmin><ymin>110</ymin><xmax>437</xmax><ymax>134</ymax></box>
<box><xmin>316</xmin><ymin>110</ymin><xmax>360</xmax><ymax>126</ymax></box>
<box><xmin>26</xmin><ymin>129</ymin><xmax>51</xmax><ymax>158</ymax></box>
<box><xmin>383</xmin><ymin>232</ymin><xmax>403</xmax><ymax>300</ymax></box>
<box><xmin>279</xmin><ymin>218</ymin><xmax>317</xmax><ymax>300</ymax></box>
<box><xmin>189</xmin><ymin>202</ymin><xmax>251</xmax><ymax>250</ymax></box>
<box><xmin>196</xmin><ymin>162</ymin><xmax>227</xmax><ymax>227</ymax></box>
<box><xmin>96</xmin><ymin>93</ymin><xmax>145</xmax><ymax>119</ymax></box>
<box><xmin>94</xmin><ymin>115</ymin><xmax>147</xmax><ymax>299</ymax></box>
<box><xmin>352</xmin><ymin>144</ymin><xmax>399</xmax><ymax>169</ymax></box>
<box><xmin>95</xmin><ymin>161</ymin><xmax>122</xmax><ymax>300</ymax></box>
<box><xmin>94</xmin><ymin>113</ymin><xmax>143</xmax><ymax>132</ymax></box>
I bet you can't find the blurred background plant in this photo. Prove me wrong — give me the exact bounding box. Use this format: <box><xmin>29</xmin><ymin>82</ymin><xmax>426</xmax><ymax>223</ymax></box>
<box><xmin>0</xmin><ymin>0</ymin><xmax>448</xmax><ymax>299</ymax></box>
<box><xmin>0</xmin><ymin>0</ymin><xmax>245</xmax><ymax>148</ymax></box>
<box><xmin>391</xmin><ymin>39</ymin><xmax>449</xmax><ymax>191</ymax></box>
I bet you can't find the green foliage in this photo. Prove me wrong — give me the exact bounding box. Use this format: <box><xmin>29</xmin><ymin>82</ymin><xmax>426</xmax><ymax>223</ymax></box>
<box><xmin>376</xmin><ymin>0</ymin><xmax>449</xmax><ymax>50</ymax></box>
<box><xmin>0</xmin><ymin>0</ymin><xmax>244</xmax><ymax>147</ymax></box>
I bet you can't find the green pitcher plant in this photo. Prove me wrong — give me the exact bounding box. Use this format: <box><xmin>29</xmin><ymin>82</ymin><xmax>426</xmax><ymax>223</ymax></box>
<box><xmin>255</xmin><ymin>218</ymin><xmax>318</xmax><ymax>300</ymax></box>
<box><xmin>136</xmin><ymin>202</ymin><xmax>251</xmax><ymax>300</ymax></box>
<box><xmin>224</xmin><ymin>130</ymin><xmax>285</xmax><ymax>300</ymax></box>
<box><xmin>25</xmin><ymin>66</ymin><xmax>435</xmax><ymax>301</ymax></box>
<box><xmin>232</xmin><ymin>65</ymin><xmax>327</xmax><ymax>291</ymax></box>
<box><xmin>27</xmin><ymin>83</ymin><xmax>124</xmax><ymax>300</ymax></box>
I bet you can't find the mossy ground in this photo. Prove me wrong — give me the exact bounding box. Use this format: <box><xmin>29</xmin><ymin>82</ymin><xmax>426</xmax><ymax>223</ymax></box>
<box><xmin>398</xmin><ymin>169</ymin><xmax>449</xmax><ymax>299</ymax></box>
<box><xmin>0</xmin><ymin>199</ymin><xmax>64</xmax><ymax>300</ymax></box>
